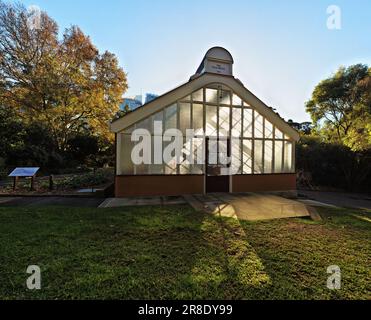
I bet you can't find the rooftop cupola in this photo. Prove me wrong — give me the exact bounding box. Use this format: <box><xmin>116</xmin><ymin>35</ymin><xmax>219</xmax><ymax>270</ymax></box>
<box><xmin>192</xmin><ymin>47</ymin><xmax>234</xmax><ymax>79</ymax></box>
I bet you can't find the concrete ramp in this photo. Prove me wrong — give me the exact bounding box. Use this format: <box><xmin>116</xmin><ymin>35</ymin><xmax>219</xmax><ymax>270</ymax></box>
<box><xmin>185</xmin><ymin>193</ymin><xmax>311</xmax><ymax>221</ymax></box>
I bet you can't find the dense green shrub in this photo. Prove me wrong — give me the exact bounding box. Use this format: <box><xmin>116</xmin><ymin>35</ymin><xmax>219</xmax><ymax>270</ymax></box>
<box><xmin>0</xmin><ymin>157</ymin><xmax>7</xmax><ymax>179</ymax></box>
<box><xmin>55</xmin><ymin>169</ymin><xmax>114</xmax><ymax>190</ymax></box>
<box><xmin>297</xmin><ymin>136</ymin><xmax>371</xmax><ymax>191</ymax></box>
<box><xmin>0</xmin><ymin>105</ymin><xmax>114</xmax><ymax>173</ymax></box>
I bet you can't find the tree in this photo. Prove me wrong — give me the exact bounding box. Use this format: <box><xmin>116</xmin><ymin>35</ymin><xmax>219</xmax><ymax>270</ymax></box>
<box><xmin>306</xmin><ymin>64</ymin><xmax>371</xmax><ymax>151</ymax></box>
<box><xmin>0</xmin><ymin>104</ymin><xmax>24</xmax><ymax>160</ymax></box>
<box><xmin>123</xmin><ymin>104</ymin><xmax>130</xmax><ymax>113</ymax></box>
<box><xmin>66</xmin><ymin>133</ymin><xmax>99</xmax><ymax>164</ymax></box>
<box><xmin>0</xmin><ymin>1</ymin><xmax>128</xmax><ymax>151</ymax></box>
<box><xmin>297</xmin><ymin>136</ymin><xmax>371</xmax><ymax>191</ymax></box>
<box><xmin>0</xmin><ymin>105</ymin><xmax>64</xmax><ymax>170</ymax></box>
<box><xmin>113</xmin><ymin>103</ymin><xmax>132</xmax><ymax>121</ymax></box>
<box><xmin>287</xmin><ymin>120</ymin><xmax>313</xmax><ymax>135</ymax></box>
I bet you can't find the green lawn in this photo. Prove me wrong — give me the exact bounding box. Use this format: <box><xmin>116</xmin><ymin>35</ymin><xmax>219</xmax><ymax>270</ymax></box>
<box><xmin>0</xmin><ymin>204</ymin><xmax>370</xmax><ymax>300</ymax></box>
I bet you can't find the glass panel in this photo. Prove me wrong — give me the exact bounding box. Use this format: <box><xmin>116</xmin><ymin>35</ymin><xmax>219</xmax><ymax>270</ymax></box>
<box><xmin>136</xmin><ymin>164</ymin><xmax>149</xmax><ymax>175</ymax></box>
<box><xmin>264</xmin><ymin>140</ymin><xmax>273</xmax><ymax>174</ymax></box>
<box><xmin>180</xmin><ymin>137</ymin><xmax>191</xmax><ymax>174</ymax></box>
<box><xmin>192</xmin><ymin>103</ymin><xmax>204</xmax><ymax>136</ymax></box>
<box><xmin>206</xmin><ymin>88</ymin><xmax>218</xmax><ymax>104</ymax></box>
<box><xmin>218</xmin><ymin>139</ymin><xmax>229</xmax><ymax>168</ymax></box>
<box><xmin>254</xmin><ymin>112</ymin><xmax>264</xmax><ymax>139</ymax></box>
<box><xmin>208</xmin><ymin>139</ymin><xmax>218</xmax><ymax>165</ymax></box>
<box><xmin>254</xmin><ymin>140</ymin><xmax>263</xmax><ymax>174</ymax></box>
<box><xmin>179</xmin><ymin>102</ymin><xmax>191</xmax><ymax>135</ymax></box>
<box><xmin>193</xmin><ymin>89</ymin><xmax>203</xmax><ymax>102</ymax></box>
<box><xmin>275</xmin><ymin>127</ymin><xmax>284</xmax><ymax>139</ymax></box>
<box><xmin>123</xmin><ymin>125</ymin><xmax>135</xmax><ymax>135</ymax></box>
<box><xmin>284</xmin><ymin>141</ymin><xmax>293</xmax><ymax>172</ymax></box>
<box><xmin>136</xmin><ymin>117</ymin><xmax>152</xmax><ymax>133</ymax></box>
<box><xmin>205</xmin><ymin>105</ymin><xmax>217</xmax><ymax>137</ymax></box>
<box><xmin>152</xmin><ymin>111</ymin><xmax>163</xmax><ymax>135</ymax></box>
<box><xmin>150</xmin><ymin>164</ymin><xmax>164</xmax><ymax>174</ymax></box>
<box><xmin>220</xmin><ymin>89</ymin><xmax>231</xmax><ymax>105</ymax></box>
<box><xmin>192</xmin><ymin>166</ymin><xmax>203</xmax><ymax>175</ymax></box>
<box><xmin>164</xmin><ymin>104</ymin><xmax>177</xmax><ymax>131</ymax></box>
<box><xmin>179</xmin><ymin>164</ymin><xmax>190</xmax><ymax>174</ymax></box>
<box><xmin>164</xmin><ymin>163</ymin><xmax>177</xmax><ymax>174</ymax></box>
<box><xmin>232</xmin><ymin>94</ymin><xmax>242</xmax><ymax>106</ymax></box>
<box><xmin>119</xmin><ymin>134</ymin><xmax>134</xmax><ymax>175</ymax></box>
<box><xmin>242</xmin><ymin>140</ymin><xmax>253</xmax><ymax>174</ymax></box>
<box><xmin>192</xmin><ymin>138</ymin><xmax>204</xmax><ymax>174</ymax></box>
<box><xmin>152</xmin><ymin>111</ymin><xmax>163</xmax><ymax>124</ymax></box>
<box><xmin>163</xmin><ymin>139</ymin><xmax>177</xmax><ymax>175</ymax></box>
<box><xmin>243</xmin><ymin>109</ymin><xmax>253</xmax><ymax>138</ymax></box>
<box><xmin>274</xmin><ymin>141</ymin><xmax>283</xmax><ymax>173</ymax></box>
<box><xmin>243</xmin><ymin>101</ymin><xmax>251</xmax><ymax>107</ymax></box>
<box><xmin>150</xmin><ymin>135</ymin><xmax>163</xmax><ymax>174</ymax></box>
<box><xmin>265</xmin><ymin>120</ymin><xmax>273</xmax><ymax>139</ymax></box>
<box><xmin>231</xmin><ymin>138</ymin><xmax>241</xmax><ymax>174</ymax></box>
<box><xmin>219</xmin><ymin>107</ymin><xmax>230</xmax><ymax>137</ymax></box>
<box><xmin>181</xmin><ymin>95</ymin><xmax>191</xmax><ymax>102</ymax></box>
<box><xmin>232</xmin><ymin>108</ymin><xmax>242</xmax><ymax>137</ymax></box>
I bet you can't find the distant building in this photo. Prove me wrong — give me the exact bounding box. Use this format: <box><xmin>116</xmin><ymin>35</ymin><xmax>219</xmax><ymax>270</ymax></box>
<box><xmin>120</xmin><ymin>95</ymin><xmax>142</xmax><ymax>111</ymax></box>
<box><xmin>120</xmin><ymin>93</ymin><xmax>159</xmax><ymax>111</ymax></box>
<box><xmin>145</xmin><ymin>93</ymin><xmax>159</xmax><ymax>104</ymax></box>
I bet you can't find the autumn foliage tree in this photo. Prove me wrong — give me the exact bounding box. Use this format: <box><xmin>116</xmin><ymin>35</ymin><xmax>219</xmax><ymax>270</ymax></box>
<box><xmin>0</xmin><ymin>1</ymin><xmax>127</xmax><ymax>154</ymax></box>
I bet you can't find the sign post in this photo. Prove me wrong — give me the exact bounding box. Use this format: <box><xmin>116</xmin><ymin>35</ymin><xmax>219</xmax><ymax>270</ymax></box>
<box><xmin>9</xmin><ymin>168</ymin><xmax>40</xmax><ymax>191</ymax></box>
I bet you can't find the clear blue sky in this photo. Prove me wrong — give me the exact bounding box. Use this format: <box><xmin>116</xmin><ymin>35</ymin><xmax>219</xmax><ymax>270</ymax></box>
<box><xmin>12</xmin><ymin>0</ymin><xmax>371</xmax><ymax>122</ymax></box>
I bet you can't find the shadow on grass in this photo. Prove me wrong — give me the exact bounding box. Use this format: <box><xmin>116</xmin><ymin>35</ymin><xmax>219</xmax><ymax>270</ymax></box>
<box><xmin>237</xmin><ymin>207</ymin><xmax>371</xmax><ymax>300</ymax></box>
<box><xmin>0</xmin><ymin>204</ymin><xmax>369</xmax><ymax>299</ymax></box>
<box><xmin>0</xmin><ymin>204</ymin><xmax>272</xmax><ymax>299</ymax></box>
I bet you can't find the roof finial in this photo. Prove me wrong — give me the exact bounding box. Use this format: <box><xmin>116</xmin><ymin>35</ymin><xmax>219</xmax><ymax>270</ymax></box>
<box><xmin>194</xmin><ymin>47</ymin><xmax>234</xmax><ymax>77</ymax></box>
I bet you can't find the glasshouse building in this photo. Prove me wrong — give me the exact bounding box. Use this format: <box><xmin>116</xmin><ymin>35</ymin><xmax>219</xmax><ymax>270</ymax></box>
<box><xmin>111</xmin><ymin>47</ymin><xmax>299</xmax><ymax>197</ymax></box>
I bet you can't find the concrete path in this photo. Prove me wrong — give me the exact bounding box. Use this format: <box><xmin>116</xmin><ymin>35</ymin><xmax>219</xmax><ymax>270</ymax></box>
<box><xmin>185</xmin><ymin>193</ymin><xmax>311</xmax><ymax>221</ymax></box>
<box><xmin>0</xmin><ymin>196</ymin><xmax>104</xmax><ymax>208</ymax></box>
<box><xmin>299</xmin><ymin>190</ymin><xmax>371</xmax><ymax>210</ymax></box>
<box><xmin>0</xmin><ymin>197</ymin><xmax>18</xmax><ymax>204</ymax></box>
<box><xmin>99</xmin><ymin>196</ymin><xmax>186</xmax><ymax>208</ymax></box>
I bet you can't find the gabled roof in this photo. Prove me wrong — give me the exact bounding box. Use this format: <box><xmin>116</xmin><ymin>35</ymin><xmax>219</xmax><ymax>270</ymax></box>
<box><xmin>111</xmin><ymin>73</ymin><xmax>299</xmax><ymax>142</ymax></box>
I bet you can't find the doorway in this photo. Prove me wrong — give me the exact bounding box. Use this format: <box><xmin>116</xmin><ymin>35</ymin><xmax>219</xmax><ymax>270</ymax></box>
<box><xmin>205</xmin><ymin>137</ymin><xmax>231</xmax><ymax>193</ymax></box>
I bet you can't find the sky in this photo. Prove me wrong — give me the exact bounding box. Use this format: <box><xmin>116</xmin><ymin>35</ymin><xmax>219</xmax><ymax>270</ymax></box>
<box><xmin>10</xmin><ymin>0</ymin><xmax>371</xmax><ymax>122</ymax></box>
